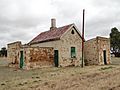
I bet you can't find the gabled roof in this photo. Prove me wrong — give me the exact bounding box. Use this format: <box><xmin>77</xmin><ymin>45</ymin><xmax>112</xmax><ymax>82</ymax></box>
<box><xmin>29</xmin><ymin>24</ymin><xmax>82</xmax><ymax>44</ymax></box>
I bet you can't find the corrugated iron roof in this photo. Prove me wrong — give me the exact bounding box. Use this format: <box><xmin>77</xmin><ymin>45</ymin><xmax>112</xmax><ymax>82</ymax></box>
<box><xmin>29</xmin><ymin>24</ymin><xmax>73</xmax><ymax>44</ymax></box>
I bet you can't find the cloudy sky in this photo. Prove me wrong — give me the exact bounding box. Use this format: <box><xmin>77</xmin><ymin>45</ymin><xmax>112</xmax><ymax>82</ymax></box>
<box><xmin>0</xmin><ymin>0</ymin><xmax>119</xmax><ymax>48</ymax></box>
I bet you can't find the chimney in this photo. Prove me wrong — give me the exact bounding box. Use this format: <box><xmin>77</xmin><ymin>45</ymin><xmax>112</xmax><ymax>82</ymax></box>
<box><xmin>50</xmin><ymin>18</ymin><xmax>57</xmax><ymax>30</ymax></box>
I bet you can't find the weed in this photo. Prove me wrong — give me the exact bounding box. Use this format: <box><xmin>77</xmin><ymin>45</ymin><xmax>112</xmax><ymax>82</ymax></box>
<box><xmin>1</xmin><ymin>83</ymin><xmax>5</xmax><ymax>86</ymax></box>
<box><xmin>18</xmin><ymin>83</ymin><xmax>24</xmax><ymax>86</ymax></box>
<box><xmin>24</xmin><ymin>82</ymin><xmax>27</xmax><ymax>84</ymax></box>
<box><xmin>100</xmin><ymin>66</ymin><xmax>114</xmax><ymax>70</ymax></box>
<box><xmin>36</xmin><ymin>76</ymin><xmax>40</xmax><ymax>78</ymax></box>
<box><xmin>44</xmin><ymin>82</ymin><xmax>49</xmax><ymax>86</ymax></box>
<box><xmin>33</xmin><ymin>80</ymin><xmax>38</xmax><ymax>83</ymax></box>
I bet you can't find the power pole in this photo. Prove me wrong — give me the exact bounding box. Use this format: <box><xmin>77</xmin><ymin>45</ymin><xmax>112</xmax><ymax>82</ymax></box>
<box><xmin>81</xmin><ymin>9</ymin><xmax>85</xmax><ymax>68</ymax></box>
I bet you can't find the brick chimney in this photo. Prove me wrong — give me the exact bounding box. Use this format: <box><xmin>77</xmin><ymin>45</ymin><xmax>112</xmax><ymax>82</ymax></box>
<box><xmin>50</xmin><ymin>18</ymin><xmax>57</xmax><ymax>30</ymax></box>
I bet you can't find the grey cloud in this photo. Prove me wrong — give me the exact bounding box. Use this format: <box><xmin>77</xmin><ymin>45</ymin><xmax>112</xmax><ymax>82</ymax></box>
<box><xmin>0</xmin><ymin>12</ymin><xmax>49</xmax><ymax>28</ymax></box>
<box><xmin>0</xmin><ymin>0</ymin><xmax>120</xmax><ymax>48</ymax></box>
<box><xmin>92</xmin><ymin>0</ymin><xmax>120</xmax><ymax>7</ymax></box>
<box><xmin>0</xmin><ymin>0</ymin><xmax>52</xmax><ymax>28</ymax></box>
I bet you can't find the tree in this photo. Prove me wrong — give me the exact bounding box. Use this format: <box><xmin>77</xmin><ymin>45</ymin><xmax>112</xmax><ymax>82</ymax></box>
<box><xmin>110</xmin><ymin>27</ymin><xmax>120</xmax><ymax>57</ymax></box>
<box><xmin>0</xmin><ymin>47</ymin><xmax>7</xmax><ymax>57</ymax></box>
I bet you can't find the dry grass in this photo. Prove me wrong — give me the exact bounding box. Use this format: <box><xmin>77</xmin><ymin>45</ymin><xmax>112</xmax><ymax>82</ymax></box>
<box><xmin>0</xmin><ymin>57</ymin><xmax>120</xmax><ymax>90</ymax></box>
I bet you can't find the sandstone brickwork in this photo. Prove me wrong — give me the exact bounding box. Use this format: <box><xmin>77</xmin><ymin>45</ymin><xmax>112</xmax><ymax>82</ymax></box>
<box><xmin>7</xmin><ymin>41</ymin><xmax>22</xmax><ymax>64</ymax></box>
<box><xmin>84</xmin><ymin>36</ymin><xmax>111</xmax><ymax>65</ymax></box>
<box><xmin>7</xmin><ymin>42</ymin><xmax>54</xmax><ymax>69</ymax></box>
<box><xmin>30</xmin><ymin>27</ymin><xmax>82</xmax><ymax>67</ymax></box>
<box><xmin>22</xmin><ymin>47</ymin><xmax>54</xmax><ymax>69</ymax></box>
<box><xmin>7</xmin><ymin>22</ymin><xmax>111</xmax><ymax>69</ymax></box>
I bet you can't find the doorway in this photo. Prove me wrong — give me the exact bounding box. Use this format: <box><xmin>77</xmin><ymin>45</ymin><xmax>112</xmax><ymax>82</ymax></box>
<box><xmin>20</xmin><ymin>51</ymin><xmax>24</xmax><ymax>68</ymax></box>
<box><xmin>103</xmin><ymin>50</ymin><xmax>107</xmax><ymax>65</ymax></box>
<box><xmin>54</xmin><ymin>50</ymin><xmax>59</xmax><ymax>67</ymax></box>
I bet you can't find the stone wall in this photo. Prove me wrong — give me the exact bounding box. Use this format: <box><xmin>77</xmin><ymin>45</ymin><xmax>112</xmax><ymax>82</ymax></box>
<box><xmin>30</xmin><ymin>27</ymin><xmax>82</xmax><ymax>67</ymax></box>
<box><xmin>84</xmin><ymin>36</ymin><xmax>111</xmax><ymax>65</ymax></box>
<box><xmin>97</xmin><ymin>37</ymin><xmax>111</xmax><ymax>65</ymax></box>
<box><xmin>7</xmin><ymin>41</ymin><xmax>22</xmax><ymax>64</ymax></box>
<box><xmin>60</xmin><ymin>27</ymin><xmax>82</xmax><ymax>67</ymax></box>
<box><xmin>23</xmin><ymin>47</ymin><xmax>54</xmax><ymax>69</ymax></box>
<box><xmin>84</xmin><ymin>38</ymin><xmax>98</xmax><ymax>65</ymax></box>
<box><xmin>7</xmin><ymin>42</ymin><xmax>54</xmax><ymax>69</ymax></box>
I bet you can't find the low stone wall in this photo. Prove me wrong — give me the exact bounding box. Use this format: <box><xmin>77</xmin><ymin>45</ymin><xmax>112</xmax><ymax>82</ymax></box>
<box><xmin>23</xmin><ymin>47</ymin><xmax>54</xmax><ymax>69</ymax></box>
<box><xmin>7</xmin><ymin>42</ymin><xmax>54</xmax><ymax>69</ymax></box>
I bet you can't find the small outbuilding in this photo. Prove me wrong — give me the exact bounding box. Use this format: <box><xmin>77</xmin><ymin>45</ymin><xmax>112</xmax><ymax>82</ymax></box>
<box><xmin>84</xmin><ymin>36</ymin><xmax>111</xmax><ymax>65</ymax></box>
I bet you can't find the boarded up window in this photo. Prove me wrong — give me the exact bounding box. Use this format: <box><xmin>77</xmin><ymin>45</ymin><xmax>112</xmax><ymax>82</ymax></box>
<box><xmin>71</xmin><ymin>47</ymin><xmax>76</xmax><ymax>58</ymax></box>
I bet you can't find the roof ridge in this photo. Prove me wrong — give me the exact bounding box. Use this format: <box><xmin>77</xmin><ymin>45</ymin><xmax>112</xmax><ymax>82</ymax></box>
<box><xmin>29</xmin><ymin>23</ymin><xmax>74</xmax><ymax>44</ymax></box>
<box><xmin>57</xmin><ymin>23</ymin><xmax>73</xmax><ymax>29</ymax></box>
<box><xmin>41</xmin><ymin>23</ymin><xmax>73</xmax><ymax>33</ymax></box>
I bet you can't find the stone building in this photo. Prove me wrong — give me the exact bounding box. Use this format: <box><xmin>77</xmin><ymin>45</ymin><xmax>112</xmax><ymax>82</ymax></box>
<box><xmin>29</xmin><ymin>19</ymin><xmax>83</xmax><ymax>67</ymax></box>
<box><xmin>7</xmin><ymin>42</ymin><xmax>54</xmax><ymax>69</ymax></box>
<box><xmin>7</xmin><ymin>19</ymin><xmax>83</xmax><ymax>68</ymax></box>
<box><xmin>84</xmin><ymin>36</ymin><xmax>111</xmax><ymax>65</ymax></box>
<box><xmin>7</xmin><ymin>19</ymin><xmax>111</xmax><ymax>69</ymax></box>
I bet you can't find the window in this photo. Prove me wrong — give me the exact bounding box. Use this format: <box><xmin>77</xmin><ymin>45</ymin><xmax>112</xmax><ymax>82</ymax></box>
<box><xmin>71</xmin><ymin>30</ymin><xmax>74</xmax><ymax>34</ymax></box>
<box><xmin>71</xmin><ymin>47</ymin><xmax>76</xmax><ymax>58</ymax></box>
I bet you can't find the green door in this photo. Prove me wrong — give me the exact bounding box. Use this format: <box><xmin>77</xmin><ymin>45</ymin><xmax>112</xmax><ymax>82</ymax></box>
<box><xmin>20</xmin><ymin>51</ymin><xmax>24</xmax><ymax>68</ymax></box>
<box><xmin>54</xmin><ymin>50</ymin><xmax>59</xmax><ymax>67</ymax></box>
<box><xmin>103</xmin><ymin>50</ymin><xmax>107</xmax><ymax>65</ymax></box>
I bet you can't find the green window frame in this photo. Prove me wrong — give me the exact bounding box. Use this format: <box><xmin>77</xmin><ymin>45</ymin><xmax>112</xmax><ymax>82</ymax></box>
<box><xmin>71</xmin><ymin>47</ymin><xmax>76</xmax><ymax>58</ymax></box>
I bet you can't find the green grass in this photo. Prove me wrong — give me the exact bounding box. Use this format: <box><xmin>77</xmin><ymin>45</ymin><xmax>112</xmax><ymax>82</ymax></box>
<box><xmin>100</xmin><ymin>66</ymin><xmax>114</xmax><ymax>71</ymax></box>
